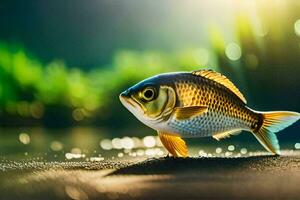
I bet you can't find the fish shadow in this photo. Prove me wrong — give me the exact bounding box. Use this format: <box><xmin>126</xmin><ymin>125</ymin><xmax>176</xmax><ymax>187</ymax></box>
<box><xmin>109</xmin><ymin>155</ymin><xmax>288</xmax><ymax>175</ymax></box>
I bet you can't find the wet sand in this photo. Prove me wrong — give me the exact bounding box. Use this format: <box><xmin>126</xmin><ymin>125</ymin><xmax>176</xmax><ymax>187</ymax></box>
<box><xmin>1</xmin><ymin>152</ymin><xmax>300</xmax><ymax>200</ymax></box>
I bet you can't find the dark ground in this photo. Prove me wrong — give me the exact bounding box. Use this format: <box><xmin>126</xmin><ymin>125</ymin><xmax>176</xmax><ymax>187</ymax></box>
<box><xmin>1</xmin><ymin>152</ymin><xmax>300</xmax><ymax>200</ymax></box>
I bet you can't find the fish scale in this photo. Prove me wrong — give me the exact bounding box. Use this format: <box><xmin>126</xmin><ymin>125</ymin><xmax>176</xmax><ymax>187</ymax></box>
<box><xmin>166</xmin><ymin>74</ymin><xmax>257</xmax><ymax>137</ymax></box>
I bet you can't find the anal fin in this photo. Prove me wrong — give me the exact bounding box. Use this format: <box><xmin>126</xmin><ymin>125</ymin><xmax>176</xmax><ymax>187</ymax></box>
<box><xmin>212</xmin><ymin>129</ymin><xmax>242</xmax><ymax>141</ymax></box>
<box><xmin>158</xmin><ymin>131</ymin><xmax>188</xmax><ymax>157</ymax></box>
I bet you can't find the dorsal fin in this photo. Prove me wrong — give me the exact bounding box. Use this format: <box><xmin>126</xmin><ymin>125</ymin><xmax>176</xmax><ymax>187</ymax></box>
<box><xmin>192</xmin><ymin>69</ymin><xmax>247</xmax><ymax>103</ymax></box>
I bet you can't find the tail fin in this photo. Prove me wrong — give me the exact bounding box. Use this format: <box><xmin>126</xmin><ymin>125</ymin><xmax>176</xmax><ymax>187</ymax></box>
<box><xmin>252</xmin><ymin>111</ymin><xmax>300</xmax><ymax>155</ymax></box>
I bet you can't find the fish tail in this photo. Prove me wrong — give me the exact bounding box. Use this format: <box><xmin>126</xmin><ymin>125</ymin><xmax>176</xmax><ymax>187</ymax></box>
<box><xmin>252</xmin><ymin>111</ymin><xmax>300</xmax><ymax>155</ymax></box>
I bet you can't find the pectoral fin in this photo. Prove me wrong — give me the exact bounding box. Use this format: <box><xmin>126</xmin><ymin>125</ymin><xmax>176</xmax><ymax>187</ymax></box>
<box><xmin>212</xmin><ymin>129</ymin><xmax>242</xmax><ymax>141</ymax></box>
<box><xmin>173</xmin><ymin>106</ymin><xmax>208</xmax><ymax>120</ymax></box>
<box><xmin>158</xmin><ymin>131</ymin><xmax>188</xmax><ymax>157</ymax></box>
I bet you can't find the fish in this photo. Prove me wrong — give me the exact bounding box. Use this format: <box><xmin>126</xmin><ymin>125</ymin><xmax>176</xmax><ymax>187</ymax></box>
<box><xmin>119</xmin><ymin>69</ymin><xmax>300</xmax><ymax>157</ymax></box>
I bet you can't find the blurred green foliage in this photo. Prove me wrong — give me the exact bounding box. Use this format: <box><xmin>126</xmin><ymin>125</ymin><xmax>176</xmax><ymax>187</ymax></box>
<box><xmin>0</xmin><ymin>8</ymin><xmax>300</xmax><ymax>128</ymax></box>
<box><xmin>0</xmin><ymin>42</ymin><xmax>218</xmax><ymax>127</ymax></box>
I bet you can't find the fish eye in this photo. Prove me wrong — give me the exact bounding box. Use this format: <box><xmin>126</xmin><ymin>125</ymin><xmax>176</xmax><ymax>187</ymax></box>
<box><xmin>141</xmin><ymin>87</ymin><xmax>156</xmax><ymax>101</ymax></box>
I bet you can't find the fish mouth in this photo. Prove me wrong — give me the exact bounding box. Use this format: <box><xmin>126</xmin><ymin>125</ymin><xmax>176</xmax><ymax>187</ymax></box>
<box><xmin>120</xmin><ymin>96</ymin><xmax>135</xmax><ymax>108</ymax></box>
<box><xmin>119</xmin><ymin>91</ymin><xmax>138</xmax><ymax>110</ymax></box>
<box><xmin>120</xmin><ymin>89</ymin><xmax>131</xmax><ymax>99</ymax></box>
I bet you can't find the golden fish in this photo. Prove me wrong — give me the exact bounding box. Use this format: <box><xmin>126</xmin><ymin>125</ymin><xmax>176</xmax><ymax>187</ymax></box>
<box><xmin>119</xmin><ymin>69</ymin><xmax>300</xmax><ymax>157</ymax></box>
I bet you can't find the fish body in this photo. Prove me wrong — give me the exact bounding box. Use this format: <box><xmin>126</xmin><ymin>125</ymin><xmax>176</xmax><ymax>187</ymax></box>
<box><xmin>120</xmin><ymin>69</ymin><xmax>300</xmax><ymax>157</ymax></box>
<box><xmin>161</xmin><ymin>72</ymin><xmax>256</xmax><ymax>138</ymax></box>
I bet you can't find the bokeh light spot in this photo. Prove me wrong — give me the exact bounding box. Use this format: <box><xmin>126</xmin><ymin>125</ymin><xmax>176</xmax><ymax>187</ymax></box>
<box><xmin>118</xmin><ymin>152</ymin><xmax>124</xmax><ymax>158</ymax></box>
<box><xmin>137</xmin><ymin>149</ymin><xmax>144</xmax><ymax>156</ymax></box>
<box><xmin>215</xmin><ymin>147</ymin><xmax>222</xmax><ymax>154</ymax></box>
<box><xmin>71</xmin><ymin>147</ymin><xmax>82</xmax><ymax>154</ymax></box>
<box><xmin>240</xmin><ymin>148</ymin><xmax>248</xmax><ymax>154</ymax></box>
<box><xmin>245</xmin><ymin>54</ymin><xmax>258</xmax><ymax>69</ymax></box>
<box><xmin>294</xmin><ymin>19</ymin><xmax>300</xmax><ymax>37</ymax></box>
<box><xmin>72</xmin><ymin>108</ymin><xmax>85</xmax><ymax>121</ymax></box>
<box><xmin>50</xmin><ymin>141</ymin><xmax>63</xmax><ymax>151</ymax></box>
<box><xmin>100</xmin><ymin>139</ymin><xmax>113</xmax><ymax>150</ymax></box>
<box><xmin>228</xmin><ymin>145</ymin><xmax>235</xmax><ymax>151</ymax></box>
<box><xmin>29</xmin><ymin>102</ymin><xmax>44</xmax><ymax>119</ymax></box>
<box><xmin>225</xmin><ymin>43</ymin><xmax>242</xmax><ymax>61</ymax></box>
<box><xmin>19</xmin><ymin>133</ymin><xmax>30</xmax><ymax>145</ymax></box>
<box><xmin>143</xmin><ymin>136</ymin><xmax>156</xmax><ymax>148</ymax></box>
<box><xmin>121</xmin><ymin>137</ymin><xmax>134</xmax><ymax>149</ymax></box>
<box><xmin>112</xmin><ymin>138</ymin><xmax>122</xmax><ymax>149</ymax></box>
<box><xmin>199</xmin><ymin>150</ymin><xmax>207</xmax><ymax>157</ymax></box>
<box><xmin>194</xmin><ymin>48</ymin><xmax>209</xmax><ymax>66</ymax></box>
<box><xmin>225</xmin><ymin>151</ymin><xmax>233</xmax><ymax>157</ymax></box>
<box><xmin>90</xmin><ymin>157</ymin><xmax>104</xmax><ymax>161</ymax></box>
<box><xmin>253</xmin><ymin>22</ymin><xmax>268</xmax><ymax>37</ymax></box>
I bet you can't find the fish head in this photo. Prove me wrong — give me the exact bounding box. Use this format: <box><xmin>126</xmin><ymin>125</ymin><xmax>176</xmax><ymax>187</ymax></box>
<box><xmin>119</xmin><ymin>75</ymin><xmax>177</xmax><ymax>129</ymax></box>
